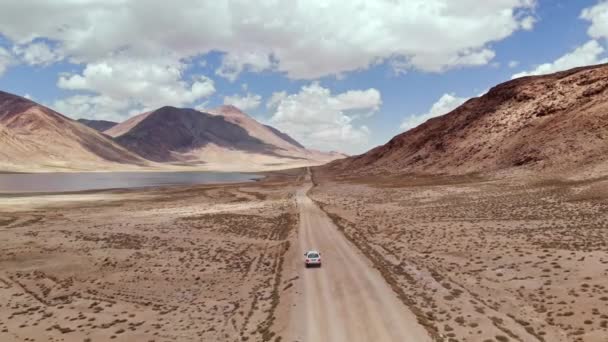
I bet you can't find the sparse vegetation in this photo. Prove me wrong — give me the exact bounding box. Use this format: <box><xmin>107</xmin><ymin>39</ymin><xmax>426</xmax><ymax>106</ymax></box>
<box><xmin>0</xmin><ymin>172</ymin><xmax>303</xmax><ymax>341</ymax></box>
<box><xmin>310</xmin><ymin>168</ymin><xmax>608</xmax><ymax>342</ymax></box>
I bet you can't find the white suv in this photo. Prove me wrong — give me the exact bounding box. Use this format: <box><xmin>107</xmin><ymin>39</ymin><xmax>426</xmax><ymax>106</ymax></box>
<box><xmin>304</xmin><ymin>250</ymin><xmax>321</xmax><ymax>268</ymax></box>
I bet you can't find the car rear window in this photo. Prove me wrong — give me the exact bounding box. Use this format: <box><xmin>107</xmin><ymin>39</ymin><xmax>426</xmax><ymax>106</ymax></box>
<box><xmin>308</xmin><ymin>253</ymin><xmax>319</xmax><ymax>258</ymax></box>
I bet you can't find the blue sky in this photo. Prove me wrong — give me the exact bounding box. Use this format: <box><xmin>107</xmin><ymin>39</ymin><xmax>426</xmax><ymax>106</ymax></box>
<box><xmin>0</xmin><ymin>0</ymin><xmax>607</xmax><ymax>154</ymax></box>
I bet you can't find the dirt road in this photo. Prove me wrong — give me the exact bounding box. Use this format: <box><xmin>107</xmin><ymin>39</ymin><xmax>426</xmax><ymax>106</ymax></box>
<box><xmin>286</xmin><ymin>178</ymin><xmax>432</xmax><ymax>341</ymax></box>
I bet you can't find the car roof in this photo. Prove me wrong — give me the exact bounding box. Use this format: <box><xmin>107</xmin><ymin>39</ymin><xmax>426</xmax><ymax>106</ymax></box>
<box><xmin>306</xmin><ymin>250</ymin><xmax>320</xmax><ymax>254</ymax></box>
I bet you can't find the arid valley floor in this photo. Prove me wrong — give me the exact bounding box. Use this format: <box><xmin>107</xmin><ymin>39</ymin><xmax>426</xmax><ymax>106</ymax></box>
<box><xmin>310</xmin><ymin>171</ymin><xmax>608</xmax><ymax>342</ymax></box>
<box><xmin>0</xmin><ymin>170</ymin><xmax>303</xmax><ymax>342</ymax></box>
<box><xmin>1</xmin><ymin>168</ymin><xmax>608</xmax><ymax>342</ymax></box>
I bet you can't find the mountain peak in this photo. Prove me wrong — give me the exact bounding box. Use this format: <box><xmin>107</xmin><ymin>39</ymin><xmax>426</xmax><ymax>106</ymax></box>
<box><xmin>0</xmin><ymin>91</ymin><xmax>38</xmax><ymax>120</ymax></box>
<box><xmin>0</xmin><ymin>90</ymin><xmax>145</xmax><ymax>171</ymax></box>
<box><xmin>208</xmin><ymin>105</ymin><xmax>248</xmax><ymax>117</ymax></box>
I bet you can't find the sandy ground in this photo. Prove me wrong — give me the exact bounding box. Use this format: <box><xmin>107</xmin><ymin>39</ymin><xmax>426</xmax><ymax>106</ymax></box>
<box><xmin>0</xmin><ymin>170</ymin><xmax>304</xmax><ymax>342</ymax></box>
<box><xmin>309</xmin><ymin>171</ymin><xmax>608</xmax><ymax>342</ymax></box>
<box><xmin>0</xmin><ymin>156</ymin><xmax>331</xmax><ymax>174</ymax></box>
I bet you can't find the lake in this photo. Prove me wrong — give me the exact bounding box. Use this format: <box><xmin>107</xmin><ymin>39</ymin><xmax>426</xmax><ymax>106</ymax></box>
<box><xmin>0</xmin><ymin>172</ymin><xmax>261</xmax><ymax>193</ymax></box>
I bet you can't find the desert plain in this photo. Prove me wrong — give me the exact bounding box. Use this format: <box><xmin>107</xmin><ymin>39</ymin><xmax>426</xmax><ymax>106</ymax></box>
<box><xmin>310</xmin><ymin>170</ymin><xmax>608</xmax><ymax>342</ymax></box>
<box><xmin>0</xmin><ymin>167</ymin><xmax>607</xmax><ymax>342</ymax></box>
<box><xmin>0</xmin><ymin>170</ymin><xmax>303</xmax><ymax>342</ymax></box>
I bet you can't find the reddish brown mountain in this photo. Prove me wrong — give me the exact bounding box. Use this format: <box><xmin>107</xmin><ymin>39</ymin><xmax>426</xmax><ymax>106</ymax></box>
<box><xmin>106</xmin><ymin>106</ymin><xmax>275</xmax><ymax>162</ymax></box>
<box><xmin>0</xmin><ymin>91</ymin><xmax>146</xmax><ymax>171</ymax></box>
<box><xmin>105</xmin><ymin>105</ymin><xmax>341</xmax><ymax>169</ymax></box>
<box><xmin>0</xmin><ymin>92</ymin><xmax>341</xmax><ymax>172</ymax></box>
<box><xmin>325</xmin><ymin>63</ymin><xmax>608</xmax><ymax>177</ymax></box>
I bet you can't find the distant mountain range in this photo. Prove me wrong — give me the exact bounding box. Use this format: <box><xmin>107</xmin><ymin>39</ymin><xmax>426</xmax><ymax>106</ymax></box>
<box><xmin>0</xmin><ymin>91</ymin><xmax>343</xmax><ymax>172</ymax></box>
<box><xmin>7</xmin><ymin>63</ymin><xmax>607</xmax><ymax>176</ymax></box>
<box><xmin>325</xmin><ymin>63</ymin><xmax>608</xmax><ymax>178</ymax></box>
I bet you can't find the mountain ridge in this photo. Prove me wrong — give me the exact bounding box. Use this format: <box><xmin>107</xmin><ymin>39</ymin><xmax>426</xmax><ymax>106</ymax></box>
<box><xmin>323</xmin><ymin>63</ymin><xmax>608</xmax><ymax>178</ymax></box>
<box><xmin>0</xmin><ymin>91</ymin><xmax>147</xmax><ymax>172</ymax></box>
<box><xmin>106</xmin><ymin>105</ymin><xmax>342</xmax><ymax>169</ymax></box>
<box><xmin>108</xmin><ymin>106</ymin><xmax>278</xmax><ymax>162</ymax></box>
<box><xmin>0</xmin><ymin>91</ymin><xmax>342</xmax><ymax>172</ymax></box>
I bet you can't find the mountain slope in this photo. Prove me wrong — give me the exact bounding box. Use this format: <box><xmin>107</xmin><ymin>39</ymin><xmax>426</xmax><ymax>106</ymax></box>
<box><xmin>205</xmin><ymin>105</ymin><xmax>305</xmax><ymax>152</ymax></box>
<box><xmin>77</xmin><ymin>118</ymin><xmax>118</xmax><ymax>132</ymax></box>
<box><xmin>325</xmin><ymin>63</ymin><xmax>608</xmax><ymax>177</ymax></box>
<box><xmin>107</xmin><ymin>106</ymin><xmax>276</xmax><ymax>162</ymax></box>
<box><xmin>205</xmin><ymin>105</ymin><xmax>341</xmax><ymax>163</ymax></box>
<box><xmin>106</xmin><ymin>105</ymin><xmax>341</xmax><ymax>170</ymax></box>
<box><xmin>263</xmin><ymin>125</ymin><xmax>305</xmax><ymax>149</ymax></box>
<box><xmin>0</xmin><ymin>91</ymin><xmax>146</xmax><ymax>171</ymax></box>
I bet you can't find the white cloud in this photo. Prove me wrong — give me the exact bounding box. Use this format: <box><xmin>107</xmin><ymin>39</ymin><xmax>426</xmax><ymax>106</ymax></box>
<box><xmin>508</xmin><ymin>60</ymin><xmax>520</xmax><ymax>68</ymax></box>
<box><xmin>216</xmin><ymin>51</ymin><xmax>273</xmax><ymax>81</ymax></box>
<box><xmin>53</xmin><ymin>94</ymin><xmax>132</xmax><ymax>122</ymax></box>
<box><xmin>223</xmin><ymin>92</ymin><xmax>262</xmax><ymax>111</ymax></box>
<box><xmin>407</xmin><ymin>48</ymin><xmax>497</xmax><ymax>73</ymax></box>
<box><xmin>54</xmin><ymin>56</ymin><xmax>215</xmax><ymax>120</ymax></box>
<box><xmin>581</xmin><ymin>0</ymin><xmax>608</xmax><ymax>40</ymax></box>
<box><xmin>508</xmin><ymin>2</ymin><xmax>608</xmax><ymax>80</ymax></box>
<box><xmin>512</xmin><ymin>40</ymin><xmax>608</xmax><ymax>79</ymax></box>
<box><xmin>266</xmin><ymin>91</ymin><xmax>287</xmax><ymax>109</ymax></box>
<box><xmin>0</xmin><ymin>47</ymin><xmax>13</xmax><ymax>76</ymax></box>
<box><xmin>0</xmin><ymin>0</ymin><xmax>536</xmax><ymax>80</ymax></box>
<box><xmin>401</xmin><ymin>93</ymin><xmax>468</xmax><ymax>131</ymax></box>
<box><xmin>12</xmin><ymin>41</ymin><xmax>63</xmax><ymax>65</ymax></box>
<box><xmin>520</xmin><ymin>16</ymin><xmax>536</xmax><ymax>30</ymax></box>
<box><xmin>268</xmin><ymin>83</ymin><xmax>381</xmax><ymax>154</ymax></box>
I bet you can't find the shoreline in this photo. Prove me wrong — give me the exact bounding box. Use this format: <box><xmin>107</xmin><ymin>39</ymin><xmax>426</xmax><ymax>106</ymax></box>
<box><xmin>0</xmin><ymin>171</ymin><xmax>267</xmax><ymax>195</ymax></box>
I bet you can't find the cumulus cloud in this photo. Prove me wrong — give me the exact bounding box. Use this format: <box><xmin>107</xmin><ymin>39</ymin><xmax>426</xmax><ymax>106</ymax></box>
<box><xmin>509</xmin><ymin>2</ymin><xmax>608</xmax><ymax>80</ymax></box>
<box><xmin>520</xmin><ymin>16</ymin><xmax>536</xmax><ymax>30</ymax></box>
<box><xmin>0</xmin><ymin>47</ymin><xmax>13</xmax><ymax>76</ymax></box>
<box><xmin>266</xmin><ymin>91</ymin><xmax>288</xmax><ymax>109</ymax></box>
<box><xmin>0</xmin><ymin>0</ymin><xmax>536</xmax><ymax>80</ymax></box>
<box><xmin>53</xmin><ymin>94</ymin><xmax>131</xmax><ymax>122</ymax></box>
<box><xmin>54</xmin><ymin>56</ymin><xmax>215</xmax><ymax>120</ymax></box>
<box><xmin>401</xmin><ymin>93</ymin><xmax>468</xmax><ymax>131</ymax></box>
<box><xmin>511</xmin><ymin>40</ymin><xmax>608</xmax><ymax>79</ymax></box>
<box><xmin>216</xmin><ymin>52</ymin><xmax>273</xmax><ymax>82</ymax></box>
<box><xmin>581</xmin><ymin>0</ymin><xmax>608</xmax><ymax>39</ymax></box>
<box><xmin>268</xmin><ymin>83</ymin><xmax>381</xmax><ymax>154</ymax></box>
<box><xmin>12</xmin><ymin>41</ymin><xmax>63</xmax><ymax>66</ymax></box>
<box><xmin>223</xmin><ymin>92</ymin><xmax>262</xmax><ymax>111</ymax></box>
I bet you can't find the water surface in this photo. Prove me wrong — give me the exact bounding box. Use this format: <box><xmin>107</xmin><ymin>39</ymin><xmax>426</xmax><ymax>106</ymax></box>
<box><xmin>0</xmin><ymin>171</ymin><xmax>261</xmax><ymax>193</ymax></box>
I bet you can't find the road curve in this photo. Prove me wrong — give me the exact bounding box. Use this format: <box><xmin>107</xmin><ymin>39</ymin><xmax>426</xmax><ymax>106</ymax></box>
<box><xmin>287</xmin><ymin>177</ymin><xmax>432</xmax><ymax>342</ymax></box>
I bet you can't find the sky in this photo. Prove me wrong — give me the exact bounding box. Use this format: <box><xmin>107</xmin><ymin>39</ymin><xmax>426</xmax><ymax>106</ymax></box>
<box><xmin>0</xmin><ymin>0</ymin><xmax>607</xmax><ymax>155</ymax></box>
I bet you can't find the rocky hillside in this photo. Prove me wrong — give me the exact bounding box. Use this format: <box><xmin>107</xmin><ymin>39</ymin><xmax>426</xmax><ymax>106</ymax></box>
<box><xmin>325</xmin><ymin>63</ymin><xmax>608</xmax><ymax>177</ymax></box>
<box><xmin>0</xmin><ymin>91</ymin><xmax>146</xmax><ymax>172</ymax></box>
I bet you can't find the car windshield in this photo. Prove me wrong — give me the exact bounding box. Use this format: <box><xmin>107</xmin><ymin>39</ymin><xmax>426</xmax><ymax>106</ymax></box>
<box><xmin>308</xmin><ymin>253</ymin><xmax>319</xmax><ymax>258</ymax></box>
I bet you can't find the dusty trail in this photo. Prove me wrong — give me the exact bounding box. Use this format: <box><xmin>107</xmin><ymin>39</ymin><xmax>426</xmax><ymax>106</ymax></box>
<box><xmin>286</xmin><ymin>175</ymin><xmax>432</xmax><ymax>341</ymax></box>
